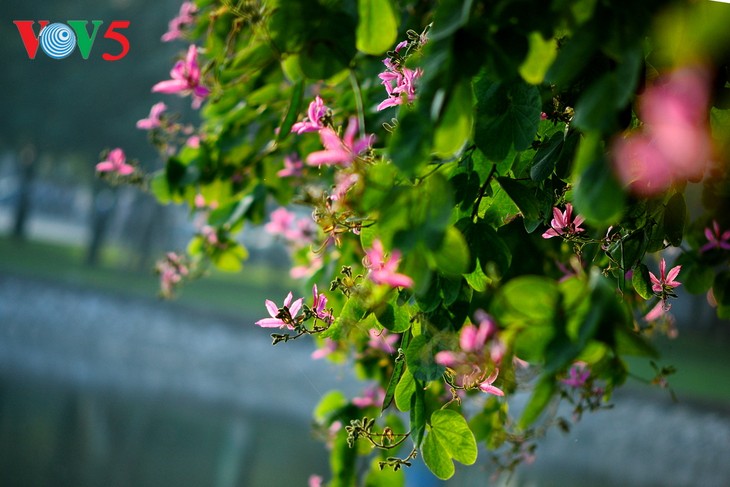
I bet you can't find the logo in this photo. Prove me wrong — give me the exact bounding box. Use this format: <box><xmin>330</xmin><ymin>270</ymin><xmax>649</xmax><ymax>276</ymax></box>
<box><xmin>13</xmin><ymin>20</ymin><xmax>130</xmax><ymax>61</ymax></box>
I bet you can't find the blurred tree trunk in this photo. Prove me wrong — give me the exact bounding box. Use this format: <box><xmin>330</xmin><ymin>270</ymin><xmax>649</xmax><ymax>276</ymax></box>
<box><xmin>86</xmin><ymin>182</ymin><xmax>117</xmax><ymax>267</ymax></box>
<box><xmin>12</xmin><ymin>144</ymin><xmax>36</xmax><ymax>240</ymax></box>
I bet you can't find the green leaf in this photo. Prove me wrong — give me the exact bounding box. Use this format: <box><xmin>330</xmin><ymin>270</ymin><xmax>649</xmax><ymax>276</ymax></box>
<box><xmin>433</xmin><ymin>79</ymin><xmax>474</xmax><ymax>158</ymax></box>
<box><xmin>519</xmin><ymin>377</ymin><xmax>556</xmax><ymax>428</ymax></box>
<box><xmin>664</xmin><ymin>193</ymin><xmax>686</xmax><ymax>247</ymax></box>
<box><xmin>494</xmin><ymin>275</ymin><xmax>560</xmax><ymax>323</ymax></box>
<box><xmin>382</xmin><ymin>349</ymin><xmax>407</xmax><ymax>412</ymax></box>
<box><xmin>530</xmin><ymin>132</ymin><xmax>563</xmax><ymax>182</ymax></box>
<box><xmin>375</xmin><ymin>302</ymin><xmax>412</xmax><ymax>333</ymax></box>
<box><xmin>431</xmin><ymin>226</ymin><xmax>470</xmax><ymax>277</ymax></box>
<box><xmin>675</xmin><ymin>253</ymin><xmax>715</xmax><ymax>294</ymax></box>
<box><xmin>573</xmin><ymin>157</ymin><xmax>625</xmax><ymax>226</ymax></box>
<box><xmin>356</xmin><ymin>0</ymin><xmax>398</xmax><ymax>55</ymax></box>
<box><xmin>387</xmin><ymin>110</ymin><xmax>433</xmax><ymax>175</ymax></box>
<box><xmin>395</xmin><ymin>366</ymin><xmax>416</xmax><ymax>412</ymax></box>
<box><xmin>212</xmin><ymin>244</ymin><xmax>248</xmax><ymax>272</ymax></box>
<box><xmin>276</xmin><ymin>80</ymin><xmax>304</xmax><ymax>142</ymax></box>
<box><xmin>496</xmin><ymin>177</ymin><xmax>545</xmax><ymax>232</ymax></box>
<box><xmin>632</xmin><ymin>263</ymin><xmax>654</xmax><ymax>300</ymax></box>
<box><xmin>314</xmin><ymin>390</ymin><xmax>348</xmax><ymax>422</ymax></box>
<box><xmin>519</xmin><ymin>31</ymin><xmax>558</xmax><ymax>84</ymax></box>
<box><xmin>405</xmin><ymin>335</ymin><xmax>445</xmax><ymax>382</ymax></box>
<box><xmin>614</xmin><ymin>325</ymin><xmax>659</xmax><ymax>358</ymax></box>
<box><xmin>474</xmin><ymin>77</ymin><xmax>541</xmax><ymax>162</ymax></box>
<box><xmin>422</xmin><ymin>410</ymin><xmax>477</xmax><ymax>480</ymax></box>
<box><xmin>410</xmin><ymin>380</ymin><xmax>426</xmax><ymax>447</ymax></box>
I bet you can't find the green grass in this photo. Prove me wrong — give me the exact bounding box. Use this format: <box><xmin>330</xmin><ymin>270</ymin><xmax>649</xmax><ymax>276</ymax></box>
<box><xmin>0</xmin><ymin>236</ymin><xmax>292</xmax><ymax>317</ymax></box>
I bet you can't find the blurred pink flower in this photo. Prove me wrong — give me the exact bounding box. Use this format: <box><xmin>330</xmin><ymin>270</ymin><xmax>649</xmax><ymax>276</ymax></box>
<box><xmin>367</xmin><ymin>328</ymin><xmax>399</xmax><ymax>354</ymax></box>
<box><xmin>277</xmin><ymin>153</ymin><xmax>304</xmax><ymax>178</ymax></box>
<box><xmin>96</xmin><ymin>148</ymin><xmax>134</xmax><ymax>175</ymax></box>
<box><xmin>611</xmin><ymin>66</ymin><xmax>713</xmax><ymax>196</ymax></box>
<box><xmin>152</xmin><ymin>45</ymin><xmax>210</xmax><ymax>109</ymax></box>
<box><xmin>136</xmin><ymin>102</ymin><xmax>167</xmax><ymax>130</ymax></box>
<box><xmin>291</xmin><ymin>96</ymin><xmax>329</xmax><ymax>134</ymax></box>
<box><xmin>306</xmin><ymin>117</ymin><xmax>374</xmax><ymax>168</ymax></box>
<box><xmin>311</xmin><ymin>338</ymin><xmax>337</xmax><ymax>360</ymax></box>
<box><xmin>161</xmin><ymin>2</ymin><xmax>197</xmax><ymax>42</ymax></box>
<box><xmin>542</xmin><ymin>203</ymin><xmax>585</xmax><ymax>239</ymax></box>
<box><xmin>561</xmin><ymin>362</ymin><xmax>590</xmax><ymax>388</ymax></box>
<box><xmin>700</xmin><ymin>220</ymin><xmax>730</xmax><ymax>253</ymax></box>
<box><xmin>265</xmin><ymin>207</ymin><xmax>316</xmax><ymax>244</ymax></box>
<box><xmin>352</xmin><ymin>384</ymin><xmax>385</xmax><ymax>409</ymax></box>
<box><xmin>362</xmin><ymin>239</ymin><xmax>413</xmax><ymax>288</ymax></box>
<box><xmin>308</xmin><ymin>474</ymin><xmax>323</xmax><ymax>487</ymax></box>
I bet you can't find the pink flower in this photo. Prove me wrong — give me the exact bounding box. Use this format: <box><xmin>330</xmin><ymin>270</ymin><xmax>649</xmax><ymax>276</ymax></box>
<box><xmin>377</xmin><ymin>65</ymin><xmax>422</xmax><ymax>111</ymax></box>
<box><xmin>161</xmin><ymin>1</ymin><xmax>197</xmax><ymax>42</ymax></box>
<box><xmin>700</xmin><ymin>220</ymin><xmax>730</xmax><ymax>253</ymax></box>
<box><xmin>291</xmin><ymin>96</ymin><xmax>329</xmax><ymax>134</ymax></box>
<box><xmin>376</xmin><ymin>37</ymin><xmax>425</xmax><ymax>111</ymax></box>
<box><xmin>96</xmin><ymin>148</ymin><xmax>134</xmax><ymax>175</ymax></box>
<box><xmin>155</xmin><ymin>252</ymin><xmax>189</xmax><ymax>298</ymax></box>
<box><xmin>277</xmin><ymin>153</ymin><xmax>304</xmax><ymax>178</ymax></box>
<box><xmin>290</xmin><ymin>253</ymin><xmax>323</xmax><ymax>279</ymax></box>
<box><xmin>312</xmin><ymin>284</ymin><xmax>333</xmax><ymax>323</ymax></box>
<box><xmin>435</xmin><ymin>311</ymin><xmax>504</xmax><ymax>396</ymax></box>
<box><xmin>478</xmin><ymin>369</ymin><xmax>505</xmax><ymax>397</ymax></box>
<box><xmin>611</xmin><ymin>66</ymin><xmax>712</xmax><ymax>196</ymax></box>
<box><xmin>644</xmin><ymin>300</ymin><xmax>667</xmax><ymax>322</ymax></box>
<box><xmin>367</xmin><ymin>329</ymin><xmax>399</xmax><ymax>354</ymax></box>
<box><xmin>186</xmin><ymin>135</ymin><xmax>201</xmax><ymax>148</ymax></box>
<box><xmin>136</xmin><ymin>102</ymin><xmax>167</xmax><ymax>130</ymax></box>
<box><xmin>542</xmin><ymin>203</ymin><xmax>586</xmax><ymax>239</ymax></box>
<box><xmin>362</xmin><ymin>239</ymin><xmax>413</xmax><ymax>288</ymax></box>
<box><xmin>264</xmin><ymin>207</ymin><xmax>316</xmax><ymax>244</ymax></box>
<box><xmin>255</xmin><ymin>292</ymin><xmax>303</xmax><ymax>329</ymax></box>
<box><xmin>561</xmin><ymin>362</ymin><xmax>590</xmax><ymax>388</ymax></box>
<box><xmin>152</xmin><ymin>45</ymin><xmax>210</xmax><ymax>109</ymax></box>
<box><xmin>649</xmin><ymin>258</ymin><xmax>682</xmax><ymax>294</ymax></box>
<box><xmin>306</xmin><ymin>117</ymin><xmax>374</xmax><ymax>168</ymax></box>
<box><xmin>308</xmin><ymin>475</ymin><xmax>323</xmax><ymax>487</ymax></box>
<box><xmin>331</xmin><ymin>172</ymin><xmax>359</xmax><ymax>202</ymax></box>
<box><xmin>311</xmin><ymin>338</ymin><xmax>337</xmax><ymax>360</ymax></box>
<box><xmin>352</xmin><ymin>385</ymin><xmax>385</xmax><ymax>409</ymax></box>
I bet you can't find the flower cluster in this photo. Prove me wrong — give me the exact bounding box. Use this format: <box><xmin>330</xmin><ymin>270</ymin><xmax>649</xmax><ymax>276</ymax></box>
<box><xmin>264</xmin><ymin>207</ymin><xmax>317</xmax><ymax>246</ymax></box>
<box><xmin>161</xmin><ymin>1</ymin><xmax>197</xmax><ymax>42</ymax></box>
<box><xmin>377</xmin><ymin>36</ymin><xmax>426</xmax><ymax>111</ymax></box>
<box><xmin>435</xmin><ymin>311</ymin><xmax>505</xmax><ymax>396</ymax></box>
<box><xmin>155</xmin><ymin>252</ymin><xmax>190</xmax><ymax>298</ymax></box>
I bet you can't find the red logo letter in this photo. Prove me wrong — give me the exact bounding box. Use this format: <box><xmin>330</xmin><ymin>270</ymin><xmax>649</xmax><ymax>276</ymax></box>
<box><xmin>13</xmin><ymin>20</ymin><xmax>50</xmax><ymax>59</ymax></box>
<box><xmin>102</xmin><ymin>21</ymin><xmax>130</xmax><ymax>61</ymax></box>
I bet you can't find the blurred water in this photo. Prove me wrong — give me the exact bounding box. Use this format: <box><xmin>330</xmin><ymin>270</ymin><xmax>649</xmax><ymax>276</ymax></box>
<box><xmin>0</xmin><ymin>273</ymin><xmax>352</xmax><ymax>486</ymax></box>
<box><xmin>1</xmin><ymin>273</ymin><xmax>729</xmax><ymax>487</ymax></box>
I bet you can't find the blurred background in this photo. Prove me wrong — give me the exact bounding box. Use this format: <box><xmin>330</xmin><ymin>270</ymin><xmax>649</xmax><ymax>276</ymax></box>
<box><xmin>0</xmin><ymin>1</ymin><xmax>729</xmax><ymax>486</ymax></box>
